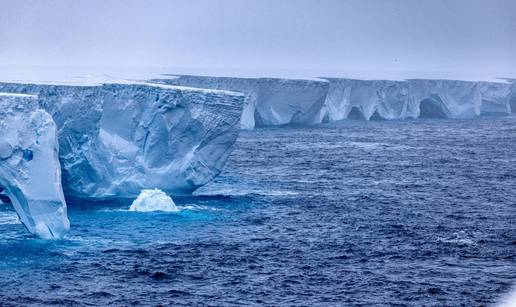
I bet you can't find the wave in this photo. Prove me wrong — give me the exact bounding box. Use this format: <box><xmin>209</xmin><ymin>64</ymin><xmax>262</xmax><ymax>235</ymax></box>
<box><xmin>0</xmin><ymin>212</ymin><xmax>20</xmax><ymax>225</ymax></box>
<box><xmin>195</xmin><ymin>187</ymin><xmax>299</xmax><ymax>197</ymax></box>
<box><xmin>437</xmin><ymin>231</ymin><xmax>476</xmax><ymax>246</ymax></box>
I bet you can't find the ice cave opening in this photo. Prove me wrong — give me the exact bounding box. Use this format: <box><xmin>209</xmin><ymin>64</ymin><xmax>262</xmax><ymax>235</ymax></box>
<box><xmin>253</xmin><ymin>110</ymin><xmax>267</xmax><ymax>127</ymax></box>
<box><xmin>370</xmin><ymin>110</ymin><xmax>386</xmax><ymax>121</ymax></box>
<box><xmin>0</xmin><ymin>186</ymin><xmax>11</xmax><ymax>204</ymax></box>
<box><xmin>419</xmin><ymin>97</ymin><xmax>448</xmax><ymax>119</ymax></box>
<box><xmin>347</xmin><ymin>106</ymin><xmax>366</xmax><ymax>120</ymax></box>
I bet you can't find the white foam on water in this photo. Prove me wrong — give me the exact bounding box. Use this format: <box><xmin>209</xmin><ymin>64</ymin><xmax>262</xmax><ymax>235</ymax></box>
<box><xmin>347</xmin><ymin>141</ymin><xmax>386</xmax><ymax>150</ymax></box>
<box><xmin>99</xmin><ymin>205</ymin><xmax>219</xmax><ymax>213</ymax></box>
<box><xmin>437</xmin><ymin>231</ymin><xmax>476</xmax><ymax>246</ymax></box>
<box><xmin>195</xmin><ymin>187</ymin><xmax>299</xmax><ymax>197</ymax></box>
<box><xmin>345</xmin><ymin>141</ymin><xmax>414</xmax><ymax>151</ymax></box>
<box><xmin>177</xmin><ymin>205</ymin><xmax>221</xmax><ymax>211</ymax></box>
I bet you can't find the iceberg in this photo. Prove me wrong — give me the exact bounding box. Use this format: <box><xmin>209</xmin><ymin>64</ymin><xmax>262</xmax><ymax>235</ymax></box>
<box><xmin>326</xmin><ymin>78</ymin><xmax>512</xmax><ymax>120</ymax></box>
<box><xmin>152</xmin><ymin>75</ymin><xmax>330</xmax><ymax>129</ymax></box>
<box><xmin>324</xmin><ymin>79</ymin><xmax>512</xmax><ymax>120</ymax></box>
<box><xmin>129</xmin><ymin>188</ymin><xmax>178</xmax><ymax>212</ymax></box>
<box><xmin>322</xmin><ymin>78</ymin><xmax>412</xmax><ymax>121</ymax></box>
<box><xmin>408</xmin><ymin>80</ymin><xmax>511</xmax><ymax>118</ymax></box>
<box><xmin>0</xmin><ymin>93</ymin><xmax>69</xmax><ymax>239</ymax></box>
<box><xmin>0</xmin><ymin>72</ymin><xmax>513</xmax><ymax>239</ymax></box>
<box><xmin>510</xmin><ymin>80</ymin><xmax>516</xmax><ymax>113</ymax></box>
<box><xmin>0</xmin><ymin>82</ymin><xmax>244</xmax><ymax>198</ymax></box>
<box><xmin>152</xmin><ymin>75</ymin><xmax>513</xmax><ymax>127</ymax></box>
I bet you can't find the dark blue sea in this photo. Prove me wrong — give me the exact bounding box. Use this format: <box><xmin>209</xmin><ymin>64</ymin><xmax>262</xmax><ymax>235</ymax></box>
<box><xmin>1</xmin><ymin>117</ymin><xmax>515</xmax><ymax>306</ymax></box>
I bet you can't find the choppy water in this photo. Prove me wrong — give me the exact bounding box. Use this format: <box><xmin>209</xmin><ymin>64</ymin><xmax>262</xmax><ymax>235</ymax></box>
<box><xmin>1</xmin><ymin>117</ymin><xmax>515</xmax><ymax>306</ymax></box>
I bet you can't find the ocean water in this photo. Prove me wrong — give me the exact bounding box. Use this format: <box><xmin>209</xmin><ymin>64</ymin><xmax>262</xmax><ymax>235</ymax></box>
<box><xmin>1</xmin><ymin>116</ymin><xmax>515</xmax><ymax>306</ymax></box>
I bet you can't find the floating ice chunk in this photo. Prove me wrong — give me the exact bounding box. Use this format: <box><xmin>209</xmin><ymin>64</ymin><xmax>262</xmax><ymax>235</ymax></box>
<box><xmin>0</xmin><ymin>93</ymin><xmax>69</xmax><ymax>239</ymax></box>
<box><xmin>129</xmin><ymin>189</ymin><xmax>179</xmax><ymax>212</ymax></box>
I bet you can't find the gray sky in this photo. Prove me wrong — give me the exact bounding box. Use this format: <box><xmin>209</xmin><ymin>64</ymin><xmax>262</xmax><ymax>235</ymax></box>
<box><xmin>1</xmin><ymin>0</ymin><xmax>515</xmax><ymax>76</ymax></box>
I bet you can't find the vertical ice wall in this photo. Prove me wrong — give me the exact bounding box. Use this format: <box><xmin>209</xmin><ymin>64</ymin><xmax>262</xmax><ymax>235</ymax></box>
<box><xmin>476</xmin><ymin>81</ymin><xmax>512</xmax><ymax>115</ymax></box>
<box><xmin>321</xmin><ymin>78</ymin><xmax>412</xmax><ymax>121</ymax></box>
<box><xmin>154</xmin><ymin>76</ymin><xmax>260</xmax><ymax>129</ymax></box>
<box><xmin>153</xmin><ymin>75</ymin><xmax>512</xmax><ymax>127</ymax></box>
<box><xmin>409</xmin><ymin>79</ymin><xmax>511</xmax><ymax>118</ymax></box>
<box><xmin>154</xmin><ymin>75</ymin><xmax>330</xmax><ymax>129</ymax></box>
<box><xmin>96</xmin><ymin>83</ymin><xmax>245</xmax><ymax>197</ymax></box>
<box><xmin>0</xmin><ymin>93</ymin><xmax>69</xmax><ymax>239</ymax></box>
<box><xmin>408</xmin><ymin>79</ymin><xmax>481</xmax><ymax>118</ymax></box>
<box><xmin>253</xmin><ymin>78</ymin><xmax>329</xmax><ymax>126</ymax></box>
<box><xmin>322</xmin><ymin>78</ymin><xmax>512</xmax><ymax>121</ymax></box>
<box><xmin>509</xmin><ymin>80</ymin><xmax>516</xmax><ymax>113</ymax></box>
<box><xmin>0</xmin><ymin>82</ymin><xmax>245</xmax><ymax>197</ymax></box>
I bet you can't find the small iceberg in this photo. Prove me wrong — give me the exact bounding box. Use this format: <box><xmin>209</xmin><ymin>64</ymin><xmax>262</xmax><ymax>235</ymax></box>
<box><xmin>129</xmin><ymin>189</ymin><xmax>179</xmax><ymax>212</ymax></box>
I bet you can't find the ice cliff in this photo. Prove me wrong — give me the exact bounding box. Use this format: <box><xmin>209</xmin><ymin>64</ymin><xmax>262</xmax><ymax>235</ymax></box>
<box><xmin>510</xmin><ymin>80</ymin><xmax>516</xmax><ymax>113</ymax></box>
<box><xmin>324</xmin><ymin>78</ymin><xmax>512</xmax><ymax>120</ymax></box>
<box><xmin>152</xmin><ymin>75</ymin><xmax>330</xmax><ymax>129</ymax></box>
<box><xmin>0</xmin><ymin>93</ymin><xmax>69</xmax><ymax>239</ymax></box>
<box><xmin>0</xmin><ymin>82</ymin><xmax>244</xmax><ymax>198</ymax></box>
<box><xmin>152</xmin><ymin>75</ymin><xmax>514</xmax><ymax>128</ymax></box>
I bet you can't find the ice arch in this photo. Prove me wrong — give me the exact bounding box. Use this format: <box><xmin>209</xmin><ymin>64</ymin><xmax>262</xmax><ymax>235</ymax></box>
<box><xmin>0</xmin><ymin>93</ymin><xmax>69</xmax><ymax>239</ymax></box>
<box><xmin>0</xmin><ymin>186</ymin><xmax>11</xmax><ymax>204</ymax></box>
<box><xmin>419</xmin><ymin>96</ymin><xmax>449</xmax><ymax>119</ymax></box>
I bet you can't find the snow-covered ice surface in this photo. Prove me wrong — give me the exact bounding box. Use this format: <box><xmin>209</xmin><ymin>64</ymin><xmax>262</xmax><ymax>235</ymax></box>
<box><xmin>1</xmin><ymin>66</ymin><xmax>515</xmax><ymax>124</ymax></box>
<box><xmin>0</xmin><ymin>93</ymin><xmax>69</xmax><ymax>239</ymax></box>
<box><xmin>0</xmin><ymin>82</ymin><xmax>244</xmax><ymax>198</ymax></box>
<box><xmin>129</xmin><ymin>189</ymin><xmax>178</xmax><ymax>212</ymax></box>
<box><xmin>3</xmin><ymin>65</ymin><xmax>514</xmax><ymax>129</ymax></box>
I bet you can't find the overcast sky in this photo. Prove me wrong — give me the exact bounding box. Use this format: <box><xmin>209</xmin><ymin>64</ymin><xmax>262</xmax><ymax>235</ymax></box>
<box><xmin>1</xmin><ymin>0</ymin><xmax>515</xmax><ymax>76</ymax></box>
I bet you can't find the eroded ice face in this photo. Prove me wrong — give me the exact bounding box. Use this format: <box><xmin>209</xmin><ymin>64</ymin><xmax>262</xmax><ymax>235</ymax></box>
<box><xmin>0</xmin><ymin>82</ymin><xmax>245</xmax><ymax>199</ymax></box>
<box><xmin>0</xmin><ymin>93</ymin><xmax>69</xmax><ymax>239</ymax></box>
<box><xmin>155</xmin><ymin>75</ymin><xmax>514</xmax><ymax>127</ymax></box>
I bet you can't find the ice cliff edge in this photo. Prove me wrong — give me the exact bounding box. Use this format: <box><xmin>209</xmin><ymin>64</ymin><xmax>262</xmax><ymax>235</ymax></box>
<box><xmin>0</xmin><ymin>82</ymin><xmax>245</xmax><ymax>199</ymax></box>
<box><xmin>152</xmin><ymin>75</ymin><xmax>514</xmax><ymax>128</ymax></box>
<box><xmin>0</xmin><ymin>93</ymin><xmax>69</xmax><ymax>239</ymax></box>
